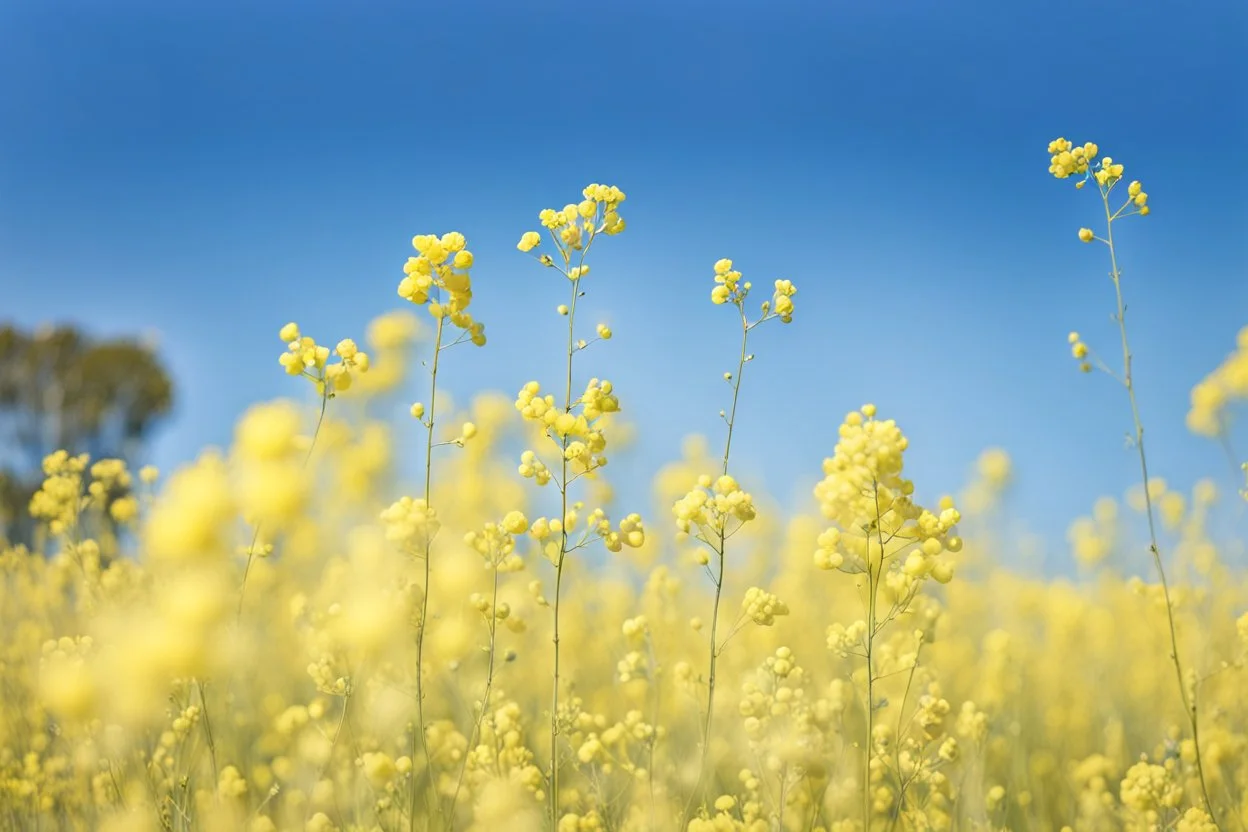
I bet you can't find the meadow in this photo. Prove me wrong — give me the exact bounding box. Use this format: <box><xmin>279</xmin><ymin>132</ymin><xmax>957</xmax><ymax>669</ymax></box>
<box><xmin>2</xmin><ymin>143</ymin><xmax>1246</xmax><ymax>832</ymax></box>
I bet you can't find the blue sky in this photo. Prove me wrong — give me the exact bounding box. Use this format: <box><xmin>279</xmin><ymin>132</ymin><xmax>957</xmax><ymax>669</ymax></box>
<box><xmin>2</xmin><ymin>0</ymin><xmax>1245</xmax><ymax>565</ymax></box>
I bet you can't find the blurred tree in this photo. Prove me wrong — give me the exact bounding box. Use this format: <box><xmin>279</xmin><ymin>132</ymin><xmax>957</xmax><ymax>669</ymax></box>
<box><xmin>0</xmin><ymin>323</ymin><xmax>174</xmax><ymax>546</ymax></box>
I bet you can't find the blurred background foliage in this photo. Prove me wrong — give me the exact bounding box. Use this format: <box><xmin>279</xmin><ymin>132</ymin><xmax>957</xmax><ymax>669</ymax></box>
<box><xmin>0</xmin><ymin>323</ymin><xmax>174</xmax><ymax>546</ymax></box>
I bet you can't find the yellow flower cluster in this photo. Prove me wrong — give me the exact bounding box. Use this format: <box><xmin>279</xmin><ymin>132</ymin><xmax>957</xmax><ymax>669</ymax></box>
<box><xmin>233</xmin><ymin>401</ymin><xmax>312</xmax><ymax>527</ymax></box>
<box><xmin>709</xmin><ymin>259</ymin><xmax>798</xmax><ymax>324</ymax></box>
<box><xmin>958</xmin><ymin>447</ymin><xmax>1013</xmax><ymax>514</ymax></box>
<box><xmin>464</xmin><ymin>512</ymin><xmax>529</xmax><ymax>573</ymax></box>
<box><xmin>398</xmin><ymin>231</ymin><xmax>486</xmax><ymax>345</ymax></box>
<box><xmin>1118</xmin><ymin>759</ymin><xmax>1183</xmax><ymax>814</ymax></box>
<box><xmin>673</xmin><ymin>473</ymin><xmax>757</xmax><ymax>540</ymax></box>
<box><xmin>27</xmin><ymin>452</ymin><xmax>141</xmax><ymax>535</ymax></box>
<box><xmin>522</xmin><ymin>504</ymin><xmax>645</xmax><ymax>563</ymax></box>
<box><xmin>1187</xmin><ymin>325</ymin><xmax>1248</xmax><ymax>437</ymax></box>
<box><xmin>1177</xmin><ymin>808</ymin><xmax>1220</xmax><ymax>832</ymax></box>
<box><xmin>1047</xmin><ymin>138</ymin><xmax>1099</xmax><ymax>180</ymax></box>
<box><xmin>1047</xmin><ymin>137</ymin><xmax>1149</xmax><ymax>213</ymax></box>
<box><xmin>1067</xmin><ymin>331</ymin><xmax>1093</xmax><ymax>373</ymax></box>
<box><xmin>379</xmin><ymin>495</ymin><xmax>440</xmax><ymax>553</ymax></box>
<box><xmin>740</xmin><ymin>587</ymin><xmax>789</xmax><ymax>626</ymax></box>
<box><xmin>514</xmin><ymin>378</ymin><xmax>619</xmax><ymax>473</ymax></box>
<box><xmin>143</xmin><ymin>452</ymin><xmax>235</xmax><ymax>563</ymax></box>
<box><xmin>28</xmin><ymin>451</ymin><xmax>89</xmax><ymax>535</ymax></box>
<box><xmin>1067</xmin><ymin>496</ymin><xmax>1118</xmax><ymax>568</ymax></box>
<box><xmin>812</xmin><ymin>405</ymin><xmax>960</xmax><ymax>579</ymax></box>
<box><xmin>38</xmin><ymin>636</ymin><xmax>95</xmax><ymax>720</ymax></box>
<box><xmin>277</xmin><ymin>322</ymin><xmax>371</xmax><ymax>394</ymax></box>
<box><xmin>516</xmin><ymin>183</ymin><xmax>627</xmax><ymax>266</ymax></box>
<box><xmin>710</xmin><ymin>259</ymin><xmax>749</xmax><ymax>306</ymax></box>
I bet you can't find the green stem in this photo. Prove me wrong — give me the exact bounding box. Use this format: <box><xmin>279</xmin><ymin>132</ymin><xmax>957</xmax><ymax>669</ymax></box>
<box><xmin>447</xmin><ymin>552</ymin><xmax>502</xmax><ymax>826</ymax></box>
<box><xmin>863</xmin><ymin>480</ymin><xmax>889</xmax><ymax>832</ymax></box>
<box><xmin>686</xmin><ymin>305</ymin><xmax>752</xmax><ymax>823</ymax></box>
<box><xmin>1101</xmin><ymin>192</ymin><xmax>1218</xmax><ymax>825</ymax></box>
<box><xmin>550</xmin><ymin>273</ymin><xmax>582</xmax><ymax>825</ymax></box>
<box><xmin>195</xmin><ymin>680</ymin><xmax>219</xmax><ymax>788</ymax></box>
<box><xmin>238</xmin><ymin>385</ymin><xmax>329</xmax><ymax>620</ymax></box>
<box><xmin>413</xmin><ymin>314</ymin><xmax>447</xmax><ymax>829</ymax></box>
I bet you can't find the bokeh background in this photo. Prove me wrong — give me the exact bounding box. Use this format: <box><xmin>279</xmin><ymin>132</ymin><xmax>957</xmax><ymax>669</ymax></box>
<box><xmin>3</xmin><ymin>0</ymin><xmax>1245</xmax><ymax>565</ymax></box>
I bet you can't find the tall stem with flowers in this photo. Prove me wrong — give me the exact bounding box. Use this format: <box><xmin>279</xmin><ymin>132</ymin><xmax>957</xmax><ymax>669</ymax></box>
<box><xmin>1049</xmin><ymin>137</ymin><xmax>1218</xmax><ymax>826</ymax></box>
<box><xmin>515</xmin><ymin>184</ymin><xmax>647</xmax><ymax>825</ymax></box>
<box><xmin>240</xmin><ymin>325</ymin><xmax>371</xmax><ymax>618</ymax></box>
<box><xmin>813</xmin><ymin>405</ymin><xmax>961</xmax><ymax>829</ymax></box>
<box><xmin>674</xmin><ymin>259</ymin><xmax>796</xmax><ymax>816</ymax></box>
<box><xmin>383</xmin><ymin>232</ymin><xmax>487</xmax><ymax>826</ymax></box>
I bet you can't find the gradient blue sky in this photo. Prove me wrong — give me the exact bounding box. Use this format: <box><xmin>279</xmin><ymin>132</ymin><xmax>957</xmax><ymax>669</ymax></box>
<box><xmin>2</xmin><ymin>0</ymin><xmax>1245</xmax><ymax>564</ymax></box>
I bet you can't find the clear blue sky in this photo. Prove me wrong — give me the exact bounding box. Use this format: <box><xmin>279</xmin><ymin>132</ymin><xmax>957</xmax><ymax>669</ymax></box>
<box><xmin>2</xmin><ymin>0</ymin><xmax>1245</xmax><ymax>563</ymax></box>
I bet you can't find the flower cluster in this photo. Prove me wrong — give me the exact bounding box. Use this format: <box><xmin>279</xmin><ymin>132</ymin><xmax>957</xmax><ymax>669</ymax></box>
<box><xmin>673</xmin><ymin>474</ymin><xmax>757</xmax><ymax>541</ymax></box>
<box><xmin>1047</xmin><ymin>138</ymin><xmax>1099</xmax><ymax>180</ymax></box>
<box><xmin>710</xmin><ymin>259</ymin><xmax>798</xmax><ymax>324</ymax></box>
<box><xmin>740</xmin><ymin>586</ymin><xmax>789</xmax><ymax>626</ymax></box>
<box><xmin>26</xmin><ymin>452</ymin><xmax>141</xmax><ymax>538</ymax></box>
<box><xmin>1067</xmin><ymin>331</ymin><xmax>1093</xmax><ymax>373</ymax></box>
<box><xmin>379</xmin><ymin>495</ymin><xmax>440</xmax><ymax>553</ymax></box>
<box><xmin>812</xmin><ymin>405</ymin><xmax>960</xmax><ymax>579</ymax></box>
<box><xmin>514</xmin><ymin>378</ymin><xmax>619</xmax><ymax>474</ymax></box>
<box><xmin>517</xmin><ymin>183</ymin><xmax>627</xmax><ymax>267</ymax></box>
<box><xmin>1186</xmin><ymin>325</ymin><xmax>1248</xmax><ymax>438</ymax></box>
<box><xmin>398</xmin><ymin>231</ymin><xmax>486</xmax><ymax>345</ymax></box>
<box><xmin>1118</xmin><ymin>759</ymin><xmax>1183</xmax><ymax>814</ymax></box>
<box><xmin>1047</xmin><ymin>137</ymin><xmax>1149</xmax><ymax>212</ymax></box>
<box><xmin>233</xmin><ymin>400</ymin><xmax>311</xmax><ymax>527</ymax></box>
<box><xmin>28</xmin><ymin>451</ymin><xmax>89</xmax><ymax>535</ymax></box>
<box><xmin>277</xmin><ymin>322</ymin><xmax>371</xmax><ymax>394</ymax></box>
<box><xmin>464</xmin><ymin>512</ymin><xmax>529</xmax><ymax>573</ymax></box>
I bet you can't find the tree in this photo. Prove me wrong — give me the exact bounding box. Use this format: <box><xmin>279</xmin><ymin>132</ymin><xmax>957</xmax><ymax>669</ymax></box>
<box><xmin>0</xmin><ymin>323</ymin><xmax>174</xmax><ymax>547</ymax></box>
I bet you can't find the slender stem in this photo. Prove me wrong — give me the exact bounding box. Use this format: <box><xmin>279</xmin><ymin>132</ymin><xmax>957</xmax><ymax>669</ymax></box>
<box><xmin>447</xmin><ymin>553</ymin><xmax>502</xmax><ymax>825</ymax></box>
<box><xmin>696</xmin><ymin>544</ymin><xmax>725</xmax><ymax>788</ymax></box>
<box><xmin>550</xmin><ymin>273</ymin><xmax>582</xmax><ymax>825</ymax></box>
<box><xmin>777</xmin><ymin>763</ymin><xmax>789</xmax><ymax>832</ymax></box>
<box><xmin>722</xmin><ymin>307</ymin><xmax>750</xmax><ymax>476</ymax></box>
<box><xmin>646</xmin><ymin>633</ymin><xmax>660</xmax><ymax>830</ymax></box>
<box><xmin>414</xmin><ymin>314</ymin><xmax>447</xmax><ymax>829</ymax></box>
<box><xmin>862</xmin><ymin>481</ymin><xmax>888</xmax><ymax>832</ymax></box>
<box><xmin>195</xmin><ymin>679</ymin><xmax>219</xmax><ymax>787</ymax></box>
<box><xmin>317</xmin><ymin>685</ymin><xmax>354</xmax><ymax>784</ymax></box>
<box><xmin>1101</xmin><ymin>192</ymin><xmax>1217</xmax><ymax>823</ymax></box>
<box><xmin>706</xmin><ymin>307</ymin><xmax>751</xmax><ymax>740</ymax></box>
<box><xmin>686</xmin><ymin>305</ymin><xmax>752</xmax><ymax>823</ymax></box>
<box><xmin>886</xmin><ymin>646</ymin><xmax>922</xmax><ymax>832</ymax></box>
<box><xmin>238</xmin><ymin>386</ymin><xmax>329</xmax><ymax>620</ymax></box>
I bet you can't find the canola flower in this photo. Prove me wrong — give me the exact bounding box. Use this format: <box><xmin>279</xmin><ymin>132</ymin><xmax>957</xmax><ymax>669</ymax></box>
<box><xmin>0</xmin><ymin>170</ymin><xmax>1246</xmax><ymax>832</ymax></box>
<box><xmin>1185</xmin><ymin>325</ymin><xmax>1248</xmax><ymax>496</ymax></box>
<box><xmin>1049</xmin><ymin>137</ymin><xmax>1218</xmax><ymax>826</ymax></box>
<box><xmin>238</xmin><ymin>324</ymin><xmax>370</xmax><ymax>616</ymax></box>
<box><xmin>675</xmin><ymin>258</ymin><xmax>796</xmax><ymax>821</ymax></box>
<box><xmin>812</xmin><ymin>404</ymin><xmax>961</xmax><ymax>828</ymax></box>
<box><xmin>392</xmin><ymin>229</ymin><xmax>487</xmax><ymax>822</ymax></box>
<box><xmin>515</xmin><ymin>184</ymin><xmax>647</xmax><ymax>825</ymax></box>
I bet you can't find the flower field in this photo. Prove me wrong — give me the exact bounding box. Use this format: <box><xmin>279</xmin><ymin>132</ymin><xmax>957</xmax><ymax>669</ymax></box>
<box><xmin>2</xmin><ymin>148</ymin><xmax>1247</xmax><ymax>832</ymax></box>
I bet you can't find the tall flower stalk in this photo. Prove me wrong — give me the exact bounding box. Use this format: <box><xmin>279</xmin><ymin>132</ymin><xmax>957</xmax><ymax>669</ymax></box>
<box><xmin>447</xmin><ymin>510</ymin><xmax>529</xmax><ymax>823</ymax></box>
<box><xmin>674</xmin><ymin>259</ymin><xmax>796</xmax><ymax>816</ymax></box>
<box><xmin>812</xmin><ymin>405</ymin><xmax>960</xmax><ymax>829</ymax></box>
<box><xmin>239</xmin><ymin>324</ymin><xmax>368</xmax><ymax>618</ymax></box>
<box><xmin>515</xmin><ymin>185</ymin><xmax>647</xmax><ymax>825</ymax></box>
<box><xmin>1049</xmin><ymin>137</ymin><xmax>1217</xmax><ymax>825</ymax></box>
<box><xmin>384</xmin><ymin>232</ymin><xmax>487</xmax><ymax>826</ymax></box>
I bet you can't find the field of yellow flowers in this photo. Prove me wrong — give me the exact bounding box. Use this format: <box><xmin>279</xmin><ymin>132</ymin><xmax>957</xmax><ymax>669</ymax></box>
<box><xmin>2</xmin><ymin>144</ymin><xmax>1247</xmax><ymax>832</ymax></box>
